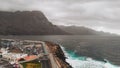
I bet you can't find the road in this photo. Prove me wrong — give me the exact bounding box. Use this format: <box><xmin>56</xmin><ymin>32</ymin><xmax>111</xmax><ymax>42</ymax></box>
<box><xmin>0</xmin><ymin>39</ymin><xmax>59</xmax><ymax>68</ymax></box>
<box><xmin>42</xmin><ymin>42</ymin><xmax>59</xmax><ymax>68</ymax></box>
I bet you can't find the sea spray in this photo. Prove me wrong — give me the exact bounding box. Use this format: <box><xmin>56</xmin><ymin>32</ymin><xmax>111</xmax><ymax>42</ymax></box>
<box><xmin>61</xmin><ymin>46</ymin><xmax>120</xmax><ymax>68</ymax></box>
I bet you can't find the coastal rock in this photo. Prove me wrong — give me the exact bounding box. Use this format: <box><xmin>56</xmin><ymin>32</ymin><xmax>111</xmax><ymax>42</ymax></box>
<box><xmin>45</xmin><ymin>41</ymin><xmax>72</xmax><ymax>68</ymax></box>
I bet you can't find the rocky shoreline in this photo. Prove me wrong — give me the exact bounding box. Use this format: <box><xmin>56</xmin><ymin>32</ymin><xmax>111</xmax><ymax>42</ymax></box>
<box><xmin>45</xmin><ymin>41</ymin><xmax>72</xmax><ymax>68</ymax></box>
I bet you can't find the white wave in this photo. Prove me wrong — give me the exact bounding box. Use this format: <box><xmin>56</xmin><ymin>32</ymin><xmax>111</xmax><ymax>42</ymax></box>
<box><xmin>61</xmin><ymin>46</ymin><xmax>120</xmax><ymax>68</ymax></box>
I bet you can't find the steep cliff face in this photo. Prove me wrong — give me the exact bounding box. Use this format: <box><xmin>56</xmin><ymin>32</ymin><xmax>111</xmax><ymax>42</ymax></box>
<box><xmin>0</xmin><ymin>11</ymin><xmax>69</xmax><ymax>35</ymax></box>
<box><xmin>45</xmin><ymin>41</ymin><xmax>72</xmax><ymax>68</ymax></box>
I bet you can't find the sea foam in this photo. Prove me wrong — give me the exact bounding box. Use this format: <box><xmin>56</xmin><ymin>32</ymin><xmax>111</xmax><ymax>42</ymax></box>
<box><xmin>61</xmin><ymin>46</ymin><xmax>120</xmax><ymax>68</ymax></box>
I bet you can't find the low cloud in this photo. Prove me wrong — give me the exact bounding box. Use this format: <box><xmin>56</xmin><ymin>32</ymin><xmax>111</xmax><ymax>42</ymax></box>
<box><xmin>0</xmin><ymin>0</ymin><xmax>120</xmax><ymax>34</ymax></box>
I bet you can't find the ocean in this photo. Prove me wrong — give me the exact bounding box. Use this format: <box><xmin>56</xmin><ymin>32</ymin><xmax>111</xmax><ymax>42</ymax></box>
<box><xmin>0</xmin><ymin>35</ymin><xmax>120</xmax><ymax>68</ymax></box>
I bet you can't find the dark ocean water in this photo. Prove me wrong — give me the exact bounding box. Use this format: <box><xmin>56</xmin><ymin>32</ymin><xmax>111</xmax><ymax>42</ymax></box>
<box><xmin>0</xmin><ymin>35</ymin><xmax>120</xmax><ymax>68</ymax></box>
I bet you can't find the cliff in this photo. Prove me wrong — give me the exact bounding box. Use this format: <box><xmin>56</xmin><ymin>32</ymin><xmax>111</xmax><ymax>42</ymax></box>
<box><xmin>45</xmin><ymin>41</ymin><xmax>72</xmax><ymax>68</ymax></box>
<box><xmin>59</xmin><ymin>26</ymin><xmax>115</xmax><ymax>35</ymax></box>
<box><xmin>0</xmin><ymin>11</ymin><xmax>69</xmax><ymax>35</ymax></box>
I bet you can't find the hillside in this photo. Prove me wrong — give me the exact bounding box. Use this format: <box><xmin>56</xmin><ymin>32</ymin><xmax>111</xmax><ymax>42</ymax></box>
<box><xmin>59</xmin><ymin>26</ymin><xmax>114</xmax><ymax>35</ymax></box>
<box><xmin>0</xmin><ymin>11</ymin><xmax>69</xmax><ymax>35</ymax></box>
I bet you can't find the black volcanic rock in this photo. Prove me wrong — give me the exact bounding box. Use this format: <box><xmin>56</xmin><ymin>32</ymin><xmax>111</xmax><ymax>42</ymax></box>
<box><xmin>45</xmin><ymin>41</ymin><xmax>72</xmax><ymax>68</ymax></box>
<box><xmin>0</xmin><ymin>11</ymin><xmax>69</xmax><ymax>35</ymax></box>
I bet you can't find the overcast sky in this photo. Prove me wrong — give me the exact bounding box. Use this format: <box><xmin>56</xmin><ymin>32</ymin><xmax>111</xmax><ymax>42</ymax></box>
<box><xmin>0</xmin><ymin>0</ymin><xmax>120</xmax><ymax>34</ymax></box>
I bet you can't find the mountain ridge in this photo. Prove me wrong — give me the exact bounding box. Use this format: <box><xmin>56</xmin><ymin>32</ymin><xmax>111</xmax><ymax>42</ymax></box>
<box><xmin>0</xmin><ymin>11</ymin><xmax>69</xmax><ymax>35</ymax></box>
<box><xmin>0</xmin><ymin>11</ymin><xmax>116</xmax><ymax>35</ymax></box>
<box><xmin>58</xmin><ymin>25</ymin><xmax>116</xmax><ymax>35</ymax></box>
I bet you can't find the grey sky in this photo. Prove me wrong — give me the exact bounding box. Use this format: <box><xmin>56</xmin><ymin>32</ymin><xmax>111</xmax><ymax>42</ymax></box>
<box><xmin>0</xmin><ymin>0</ymin><xmax>120</xmax><ymax>34</ymax></box>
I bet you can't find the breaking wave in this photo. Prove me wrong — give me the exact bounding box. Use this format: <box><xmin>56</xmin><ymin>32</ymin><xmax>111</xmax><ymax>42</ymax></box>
<box><xmin>61</xmin><ymin>46</ymin><xmax>120</xmax><ymax>68</ymax></box>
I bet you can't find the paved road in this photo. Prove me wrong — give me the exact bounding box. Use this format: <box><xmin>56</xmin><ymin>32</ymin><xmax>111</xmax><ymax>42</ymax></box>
<box><xmin>42</xmin><ymin>42</ymin><xmax>59</xmax><ymax>68</ymax></box>
<box><xmin>41</xmin><ymin>42</ymin><xmax>52</xmax><ymax>68</ymax></box>
<box><xmin>0</xmin><ymin>39</ymin><xmax>58</xmax><ymax>68</ymax></box>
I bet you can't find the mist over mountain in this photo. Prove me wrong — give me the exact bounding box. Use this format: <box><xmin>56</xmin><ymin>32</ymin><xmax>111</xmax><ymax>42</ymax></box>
<box><xmin>59</xmin><ymin>26</ymin><xmax>115</xmax><ymax>35</ymax></box>
<box><xmin>0</xmin><ymin>10</ymin><xmax>116</xmax><ymax>35</ymax></box>
<box><xmin>0</xmin><ymin>11</ymin><xmax>69</xmax><ymax>35</ymax></box>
